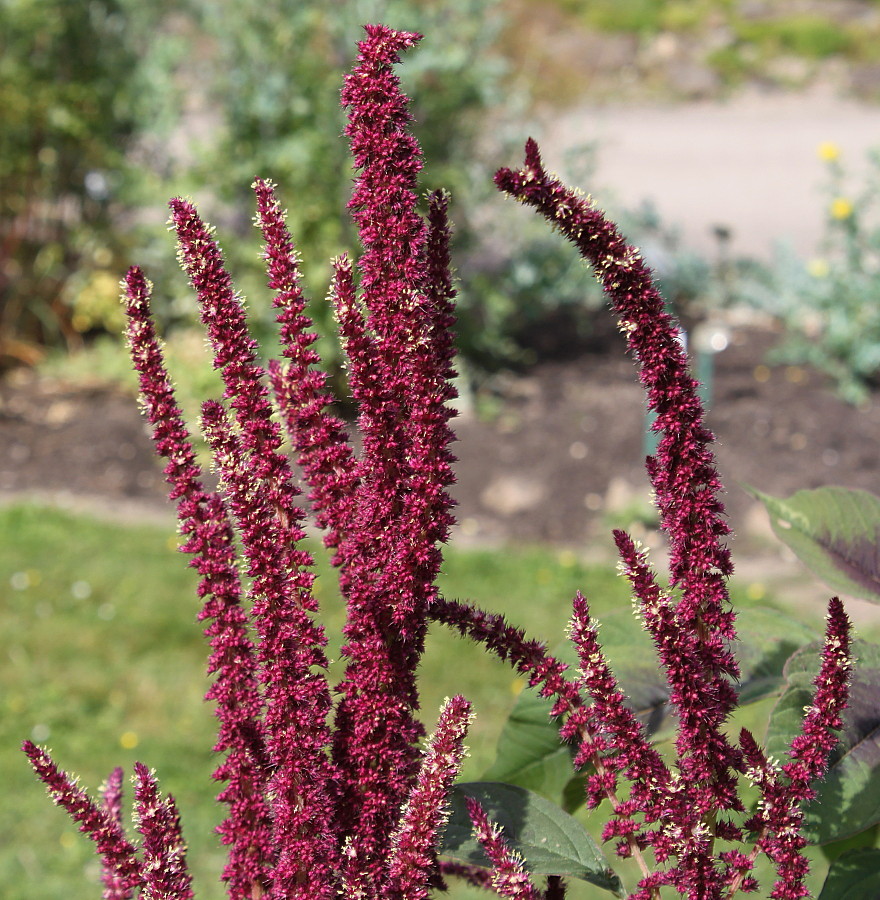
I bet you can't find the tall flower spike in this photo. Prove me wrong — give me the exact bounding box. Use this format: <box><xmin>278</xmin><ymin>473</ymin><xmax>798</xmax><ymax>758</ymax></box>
<box><xmin>385</xmin><ymin>696</ymin><xmax>473</xmax><ymax>900</ymax></box>
<box><xmin>496</xmin><ymin>142</ymin><xmax>743</xmax><ymax>885</ymax></box>
<box><xmin>613</xmin><ymin>533</ymin><xmax>745</xmax><ymax>850</ymax></box>
<box><xmin>253</xmin><ymin>178</ymin><xmax>359</xmax><ymax>555</ymax></box>
<box><xmin>100</xmin><ymin>767</ymin><xmax>132</xmax><ymax>900</ymax></box>
<box><xmin>329</xmin><ymin>25</ymin><xmax>457</xmax><ymax>885</ymax></box>
<box><xmin>568</xmin><ymin>592</ymin><xmax>670</xmax><ymax>897</ymax></box>
<box><xmin>200</xmin><ymin>399</ymin><xmax>341</xmax><ymax>898</ymax></box>
<box><xmin>123</xmin><ymin>267</ymin><xmax>273</xmax><ymax>898</ymax></box>
<box><xmin>133</xmin><ymin>762</ymin><xmax>193</xmax><ymax>900</ymax></box>
<box><xmin>741</xmin><ymin>598</ymin><xmax>851</xmax><ymax>900</ymax></box>
<box><xmin>23</xmin><ymin>742</ymin><xmax>143</xmax><ymax>895</ymax></box>
<box><xmin>168</xmin><ymin>201</ymin><xmax>341</xmax><ymax>896</ymax></box>
<box><xmin>466</xmin><ymin>798</ymin><xmax>543</xmax><ymax>900</ymax></box>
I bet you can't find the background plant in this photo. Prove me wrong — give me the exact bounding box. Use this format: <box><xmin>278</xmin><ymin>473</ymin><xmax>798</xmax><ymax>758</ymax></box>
<box><xmin>0</xmin><ymin>0</ymin><xmax>185</xmax><ymax>369</ymax></box>
<box><xmin>737</xmin><ymin>144</ymin><xmax>880</xmax><ymax>404</ymax></box>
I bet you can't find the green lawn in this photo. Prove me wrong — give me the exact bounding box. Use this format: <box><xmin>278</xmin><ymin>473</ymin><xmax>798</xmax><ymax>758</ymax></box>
<box><xmin>0</xmin><ymin>501</ymin><xmax>852</xmax><ymax>899</ymax></box>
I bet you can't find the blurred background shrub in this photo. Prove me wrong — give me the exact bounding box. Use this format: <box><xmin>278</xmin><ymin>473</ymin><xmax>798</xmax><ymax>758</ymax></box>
<box><xmin>1</xmin><ymin>0</ymin><xmax>156</xmax><ymax>366</ymax></box>
<box><xmin>736</xmin><ymin>145</ymin><xmax>880</xmax><ymax>404</ymax></box>
<box><xmin>3</xmin><ymin>0</ymin><xmax>880</xmax><ymax>401</ymax></box>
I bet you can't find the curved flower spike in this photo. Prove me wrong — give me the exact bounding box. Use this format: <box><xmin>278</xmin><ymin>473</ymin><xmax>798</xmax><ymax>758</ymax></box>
<box><xmin>23</xmin><ymin>743</ymin><xmax>142</xmax><ymax>896</ymax></box>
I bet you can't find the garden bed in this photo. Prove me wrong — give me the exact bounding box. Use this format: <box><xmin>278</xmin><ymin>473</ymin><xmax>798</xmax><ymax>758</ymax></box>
<box><xmin>3</xmin><ymin>324</ymin><xmax>880</xmax><ymax>556</ymax></box>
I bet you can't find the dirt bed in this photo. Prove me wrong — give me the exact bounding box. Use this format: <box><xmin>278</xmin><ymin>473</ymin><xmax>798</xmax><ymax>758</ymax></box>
<box><xmin>4</xmin><ymin>326</ymin><xmax>880</xmax><ymax>625</ymax></box>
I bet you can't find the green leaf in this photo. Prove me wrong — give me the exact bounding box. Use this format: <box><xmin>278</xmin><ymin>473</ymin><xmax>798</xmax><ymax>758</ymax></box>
<box><xmin>820</xmin><ymin>824</ymin><xmax>880</xmax><ymax>863</ymax></box>
<box><xmin>482</xmin><ymin>684</ymin><xmax>579</xmax><ymax>800</ymax></box>
<box><xmin>817</xmin><ymin>849</ymin><xmax>880</xmax><ymax>900</ymax></box>
<box><xmin>441</xmin><ymin>781</ymin><xmax>624</xmax><ymax>896</ymax></box>
<box><xmin>484</xmin><ymin>614</ymin><xmax>672</xmax><ymax>805</ymax></box>
<box><xmin>733</xmin><ymin>607</ymin><xmax>819</xmax><ymax>705</ymax></box>
<box><xmin>765</xmin><ymin>640</ymin><xmax>880</xmax><ymax>843</ymax></box>
<box><xmin>747</xmin><ymin>485</ymin><xmax>880</xmax><ymax>603</ymax></box>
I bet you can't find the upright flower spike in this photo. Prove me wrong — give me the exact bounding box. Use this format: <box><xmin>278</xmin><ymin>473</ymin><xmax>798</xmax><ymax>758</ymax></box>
<box><xmin>168</xmin><ymin>202</ymin><xmax>341</xmax><ymax>896</ymax></box>
<box><xmin>495</xmin><ymin>141</ymin><xmax>743</xmax><ymax>887</ymax></box>
<box><xmin>133</xmin><ymin>763</ymin><xmax>193</xmax><ymax>900</ymax></box>
<box><xmin>124</xmin><ymin>267</ymin><xmax>273</xmax><ymax>899</ymax></box>
<box><xmin>22</xmin><ymin>742</ymin><xmax>143</xmax><ymax>895</ymax></box>
<box><xmin>100</xmin><ymin>768</ymin><xmax>133</xmax><ymax>900</ymax></box>
<box><xmin>253</xmin><ymin>178</ymin><xmax>359</xmax><ymax>556</ymax></box>
<box><xmin>741</xmin><ymin>598</ymin><xmax>851</xmax><ymax>900</ymax></box>
<box><xmin>385</xmin><ymin>696</ymin><xmax>473</xmax><ymax>900</ymax></box>
<box><xmin>466</xmin><ymin>798</ymin><xmax>543</xmax><ymax>900</ymax></box>
<box><xmin>200</xmin><ymin>398</ymin><xmax>341</xmax><ymax>899</ymax></box>
<box><xmin>328</xmin><ymin>25</ymin><xmax>458</xmax><ymax>884</ymax></box>
<box><xmin>569</xmin><ymin>594</ymin><xmax>670</xmax><ymax>852</ymax></box>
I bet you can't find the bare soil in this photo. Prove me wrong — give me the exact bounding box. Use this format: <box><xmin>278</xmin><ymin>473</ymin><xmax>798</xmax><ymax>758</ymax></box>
<box><xmin>2</xmin><ymin>325</ymin><xmax>880</xmax><ymax>546</ymax></box>
<box><xmin>6</xmin><ymin>322</ymin><xmax>880</xmax><ymax>629</ymax></box>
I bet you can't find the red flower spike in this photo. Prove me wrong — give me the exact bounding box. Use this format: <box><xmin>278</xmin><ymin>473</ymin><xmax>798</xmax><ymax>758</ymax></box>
<box><xmin>385</xmin><ymin>696</ymin><xmax>473</xmax><ymax>900</ymax></box>
<box><xmin>200</xmin><ymin>398</ymin><xmax>341</xmax><ymax>898</ymax></box>
<box><xmin>329</xmin><ymin>26</ymin><xmax>458</xmax><ymax>884</ymax></box>
<box><xmin>133</xmin><ymin>762</ymin><xmax>194</xmax><ymax>900</ymax></box>
<box><xmin>124</xmin><ymin>267</ymin><xmax>273</xmax><ymax>898</ymax></box>
<box><xmin>99</xmin><ymin>768</ymin><xmax>132</xmax><ymax>900</ymax></box>
<box><xmin>254</xmin><ymin>179</ymin><xmax>359</xmax><ymax>556</ymax></box>
<box><xmin>466</xmin><ymin>797</ymin><xmax>543</xmax><ymax>900</ymax></box>
<box><xmin>23</xmin><ymin>743</ymin><xmax>143</xmax><ymax>896</ymax></box>
<box><xmin>740</xmin><ymin>599</ymin><xmax>851</xmax><ymax>900</ymax></box>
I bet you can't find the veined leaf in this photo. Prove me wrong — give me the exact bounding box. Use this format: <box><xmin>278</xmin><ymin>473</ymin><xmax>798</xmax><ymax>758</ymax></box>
<box><xmin>733</xmin><ymin>606</ymin><xmax>819</xmax><ymax>705</ymax></box>
<box><xmin>747</xmin><ymin>485</ymin><xmax>880</xmax><ymax>603</ymax></box>
<box><xmin>765</xmin><ymin>640</ymin><xmax>880</xmax><ymax>844</ymax></box>
<box><xmin>817</xmin><ymin>849</ymin><xmax>880</xmax><ymax>900</ymax></box>
<box><xmin>482</xmin><ymin>685</ymin><xmax>579</xmax><ymax>801</ymax></box>
<box><xmin>441</xmin><ymin>781</ymin><xmax>624</xmax><ymax>896</ymax></box>
<box><xmin>484</xmin><ymin>614</ymin><xmax>671</xmax><ymax>805</ymax></box>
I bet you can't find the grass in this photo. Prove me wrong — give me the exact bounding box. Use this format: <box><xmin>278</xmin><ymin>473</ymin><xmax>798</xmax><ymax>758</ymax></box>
<box><xmin>1</xmin><ymin>501</ymin><xmax>864</xmax><ymax>898</ymax></box>
<box><xmin>1</xmin><ymin>502</ymin><xmax>634</xmax><ymax>899</ymax></box>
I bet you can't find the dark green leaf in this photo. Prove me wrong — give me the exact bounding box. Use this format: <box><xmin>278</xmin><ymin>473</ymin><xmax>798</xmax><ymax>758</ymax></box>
<box><xmin>733</xmin><ymin>607</ymin><xmax>819</xmax><ymax>705</ymax></box>
<box><xmin>820</xmin><ymin>823</ymin><xmax>880</xmax><ymax>863</ymax></box>
<box><xmin>482</xmin><ymin>685</ymin><xmax>579</xmax><ymax>800</ymax></box>
<box><xmin>441</xmin><ymin>781</ymin><xmax>623</xmax><ymax>896</ymax></box>
<box><xmin>765</xmin><ymin>640</ymin><xmax>880</xmax><ymax>843</ymax></box>
<box><xmin>817</xmin><ymin>849</ymin><xmax>880</xmax><ymax>900</ymax></box>
<box><xmin>484</xmin><ymin>614</ymin><xmax>672</xmax><ymax>804</ymax></box>
<box><xmin>747</xmin><ymin>485</ymin><xmax>880</xmax><ymax>603</ymax></box>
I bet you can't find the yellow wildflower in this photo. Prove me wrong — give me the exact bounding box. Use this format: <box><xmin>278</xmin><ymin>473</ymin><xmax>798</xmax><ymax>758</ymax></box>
<box><xmin>817</xmin><ymin>141</ymin><xmax>840</xmax><ymax>162</ymax></box>
<box><xmin>807</xmin><ymin>258</ymin><xmax>829</xmax><ymax>278</ymax></box>
<box><xmin>830</xmin><ymin>197</ymin><xmax>853</xmax><ymax>220</ymax></box>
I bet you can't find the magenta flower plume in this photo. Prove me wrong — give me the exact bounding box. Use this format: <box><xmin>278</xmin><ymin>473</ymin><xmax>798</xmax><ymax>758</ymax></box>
<box><xmin>495</xmin><ymin>140</ymin><xmax>743</xmax><ymax>883</ymax></box>
<box><xmin>496</xmin><ymin>142</ymin><xmax>733</xmax><ymax>611</ymax></box>
<box><xmin>23</xmin><ymin>742</ymin><xmax>143</xmax><ymax>894</ymax></box>
<box><xmin>168</xmin><ymin>200</ymin><xmax>341</xmax><ymax>896</ymax></box>
<box><xmin>741</xmin><ymin>598</ymin><xmax>851</xmax><ymax>900</ymax></box>
<box><xmin>325</xmin><ymin>24</ymin><xmax>458</xmax><ymax>883</ymax></box>
<box><xmin>253</xmin><ymin>179</ymin><xmax>358</xmax><ymax>555</ymax></box>
<box><xmin>568</xmin><ymin>594</ymin><xmax>670</xmax><ymax>863</ymax></box>
<box><xmin>385</xmin><ymin>696</ymin><xmax>473</xmax><ymax>900</ymax></box>
<box><xmin>783</xmin><ymin>597</ymin><xmax>852</xmax><ymax>794</ymax></box>
<box><xmin>133</xmin><ymin>762</ymin><xmax>193</xmax><ymax>900</ymax></box>
<box><xmin>100</xmin><ymin>767</ymin><xmax>132</xmax><ymax>900</ymax></box>
<box><xmin>466</xmin><ymin>798</ymin><xmax>542</xmax><ymax>900</ymax></box>
<box><xmin>124</xmin><ymin>266</ymin><xmax>273</xmax><ymax>897</ymax></box>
